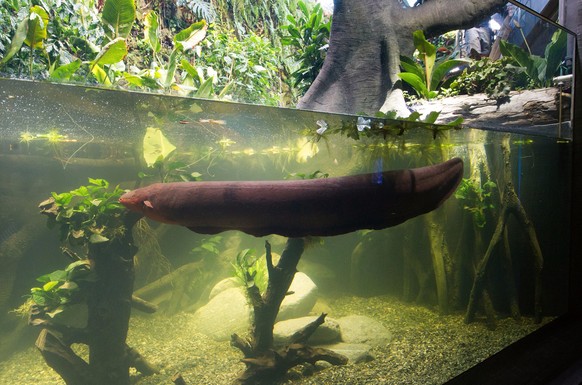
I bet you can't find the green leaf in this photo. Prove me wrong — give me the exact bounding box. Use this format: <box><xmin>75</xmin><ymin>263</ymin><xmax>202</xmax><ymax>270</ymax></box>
<box><xmin>43</xmin><ymin>281</ymin><xmax>60</xmax><ymax>291</ymax></box>
<box><xmin>25</xmin><ymin>6</ymin><xmax>49</xmax><ymax>49</ymax></box>
<box><xmin>50</xmin><ymin>60</ymin><xmax>82</xmax><ymax>80</ymax></box>
<box><xmin>174</xmin><ymin>20</ymin><xmax>208</xmax><ymax>51</ymax></box>
<box><xmin>400</xmin><ymin>55</ymin><xmax>424</xmax><ymax>80</ymax></box>
<box><xmin>143</xmin><ymin>10</ymin><xmax>161</xmax><ymax>53</ymax></box>
<box><xmin>142</xmin><ymin>127</ymin><xmax>176</xmax><ymax>167</ymax></box>
<box><xmin>89</xmin><ymin>233</ymin><xmax>109</xmax><ymax>243</ymax></box>
<box><xmin>91</xmin><ymin>63</ymin><xmax>111</xmax><ymax>85</ymax></box>
<box><xmin>102</xmin><ymin>0</ymin><xmax>136</xmax><ymax>39</ymax></box>
<box><xmin>543</xmin><ymin>29</ymin><xmax>567</xmax><ymax>84</ymax></box>
<box><xmin>412</xmin><ymin>30</ymin><xmax>436</xmax><ymax>89</ymax></box>
<box><xmin>431</xmin><ymin>59</ymin><xmax>469</xmax><ymax>91</ymax></box>
<box><xmin>92</xmin><ymin>37</ymin><xmax>127</xmax><ymax>66</ymax></box>
<box><xmin>195</xmin><ymin>77</ymin><xmax>215</xmax><ymax>98</ymax></box>
<box><xmin>164</xmin><ymin>48</ymin><xmax>179</xmax><ymax>88</ymax></box>
<box><xmin>398</xmin><ymin>72</ymin><xmax>428</xmax><ymax>99</ymax></box>
<box><xmin>0</xmin><ymin>18</ymin><xmax>28</xmax><ymax>65</ymax></box>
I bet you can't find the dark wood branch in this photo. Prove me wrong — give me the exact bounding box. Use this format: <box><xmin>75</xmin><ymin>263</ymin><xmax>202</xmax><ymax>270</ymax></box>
<box><xmin>131</xmin><ymin>295</ymin><xmax>158</xmax><ymax>313</ymax></box>
<box><xmin>290</xmin><ymin>313</ymin><xmax>327</xmax><ymax>345</ymax></box>
<box><xmin>171</xmin><ymin>373</ymin><xmax>188</xmax><ymax>385</ymax></box>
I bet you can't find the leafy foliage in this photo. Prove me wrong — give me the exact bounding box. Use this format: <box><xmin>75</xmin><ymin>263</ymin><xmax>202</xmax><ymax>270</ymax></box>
<box><xmin>499</xmin><ymin>28</ymin><xmax>567</xmax><ymax>87</ymax></box>
<box><xmin>454</xmin><ymin>178</ymin><xmax>497</xmax><ymax>228</ymax></box>
<box><xmin>41</xmin><ymin>178</ymin><xmax>128</xmax><ymax>246</ymax></box>
<box><xmin>281</xmin><ymin>0</ymin><xmax>330</xmax><ymax>95</ymax></box>
<box><xmin>232</xmin><ymin>248</ymin><xmax>268</xmax><ymax>294</ymax></box>
<box><xmin>29</xmin><ymin>260</ymin><xmax>95</xmax><ymax>318</ymax></box>
<box><xmin>398</xmin><ymin>30</ymin><xmax>468</xmax><ymax>100</ymax></box>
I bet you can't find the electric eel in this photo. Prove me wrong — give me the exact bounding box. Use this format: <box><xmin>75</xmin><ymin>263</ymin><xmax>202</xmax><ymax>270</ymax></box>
<box><xmin>119</xmin><ymin>157</ymin><xmax>464</xmax><ymax>237</ymax></box>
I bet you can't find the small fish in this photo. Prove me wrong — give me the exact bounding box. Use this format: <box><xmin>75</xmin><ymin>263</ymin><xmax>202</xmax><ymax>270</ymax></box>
<box><xmin>199</xmin><ymin>119</ymin><xmax>226</xmax><ymax>125</ymax></box>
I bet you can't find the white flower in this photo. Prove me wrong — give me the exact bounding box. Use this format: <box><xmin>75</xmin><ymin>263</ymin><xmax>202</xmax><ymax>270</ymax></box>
<box><xmin>357</xmin><ymin>116</ymin><xmax>371</xmax><ymax>132</ymax></box>
<box><xmin>316</xmin><ymin>119</ymin><xmax>328</xmax><ymax>135</ymax></box>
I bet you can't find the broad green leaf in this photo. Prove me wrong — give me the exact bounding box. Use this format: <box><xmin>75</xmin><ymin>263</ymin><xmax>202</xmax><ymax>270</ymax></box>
<box><xmin>91</xmin><ymin>63</ymin><xmax>111</xmax><ymax>85</ymax></box>
<box><xmin>423</xmin><ymin>111</ymin><xmax>441</xmax><ymax>124</ymax></box>
<box><xmin>43</xmin><ymin>280</ymin><xmax>60</xmax><ymax>291</ymax></box>
<box><xmin>175</xmin><ymin>20</ymin><xmax>207</xmax><ymax>51</ymax></box>
<box><xmin>144</xmin><ymin>10</ymin><xmax>161</xmax><ymax>53</ymax></box>
<box><xmin>25</xmin><ymin>6</ymin><xmax>49</xmax><ymax>49</ymax></box>
<box><xmin>0</xmin><ymin>18</ymin><xmax>28</xmax><ymax>65</ymax></box>
<box><xmin>143</xmin><ymin>127</ymin><xmax>176</xmax><ymax>167</ymax></box>
<box><xmin>544</xmin><ymin>29</ymin><xmax>567</xmax><ymax>84</ymax></box>
<box><xmin>164</xmin><ymin>48</ymin><xmax>179</xmax><ymax>88</ymax></box>
<box><xmin>50</xmin><ymin>60</ymin><xmax>82</xmax><ymax>80</ymax></box>
<box><xmin>398</xmin><ymin>72</ymin><xmax>429</xmax><ymax>99</ymax></box>
<box><xmin>92</xmin><ymin>37</ymin><xmax>127</xmax><ymax>66</ymax></box>
<box><xmin>412</xmin><ymin>30</ymin><xmax>436</xmax><ymax>89</ymax></box>
<box><xmin>499</xmin><ymin>40</ymin><xmax>537</xmax><ymax>80</ymax></box>
<box><xmin>431</xmin><ymin>59</ymin><xmax>469</xmax><ymax>91</ymax></box>
<box><xmin>399</xmin><ymin>55</ymin><xmax>424</xmax><ymax>80</ymax></box>
<box><xmin>195</xmin><ymin>77</ymin><xmax>215</xmax><ymax>98</ymax></box>
<box><xmin>102</xmin><ymin>0</ymin><xmax>136</xmax><ymax>39</ymax></box>
<box><xmin>180</xmin><ymin>59</ymin><xmax>200</xmax><ymax>81</ymax></box>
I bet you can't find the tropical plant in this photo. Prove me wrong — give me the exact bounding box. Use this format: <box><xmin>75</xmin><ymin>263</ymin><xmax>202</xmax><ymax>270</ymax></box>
<box><xmin>41</xmin><ymin>178</ymin><xmax>128</xmax><ymax>246</ymax></box>
<box><xmin>281</xmin><ymin>0</ymin><xmax>331</xmax><ymax>95</ymax></box>
<box><xmin>499</xmin><ymin>28</ymin><xmax>567</xmax><ymax>87</ymax></box>
<box><xmin>28</xmin><ymin>260</ymin><xmax>96</xmax><ymax>319</ymax></box>
<box><xmin>442</xmin><ymin>56</ymin><xmax>530</xmax><ymax>105</ymax></box>
<box><xmin>398</xmin><ymin>30</ymin><xmax>468</xmax><ymax>100</ymax></box>
<box><xmin>454</xmin><ymin>178</ymin><xmax>497</xmax><ymax>228</ymax></box>
<box><xmin>232</xmin><ymin>248</ymin><xmax>268</xmax><ymax>294</ymax></box>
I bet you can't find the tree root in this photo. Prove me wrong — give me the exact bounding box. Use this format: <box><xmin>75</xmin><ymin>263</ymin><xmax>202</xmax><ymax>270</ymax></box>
<box><xmin>232</xmin><ymin>239</ymin><xmax>347</xmax><ymax>384</ymax></box>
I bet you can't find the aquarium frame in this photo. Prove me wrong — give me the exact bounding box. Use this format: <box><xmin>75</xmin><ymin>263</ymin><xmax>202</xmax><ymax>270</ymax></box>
<box><xmin>446</xmin><ymin>1</ymin><xmax>582</xmax><ymax>384</ymax></box>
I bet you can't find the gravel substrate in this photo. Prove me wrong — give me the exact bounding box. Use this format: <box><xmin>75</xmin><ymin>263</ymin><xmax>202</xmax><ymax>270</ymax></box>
<box><xmin>0</xmin><ymin>295</ymin><xmax>549</xmax><ymax>385</ymax></box>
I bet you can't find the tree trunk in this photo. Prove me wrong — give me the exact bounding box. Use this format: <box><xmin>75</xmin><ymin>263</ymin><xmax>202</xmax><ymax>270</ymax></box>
<box><xmin>298</xmin><ymin>0</ymin><xmax>506</xmax><ymax>115</ymax></box>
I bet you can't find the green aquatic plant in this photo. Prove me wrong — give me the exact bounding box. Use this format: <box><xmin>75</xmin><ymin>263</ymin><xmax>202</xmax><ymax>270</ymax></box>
<box><xmin>398</xmin><ymin>30</ymin><xmax>468</xmax><ymax>100</ymax></box>
<box><xmin>454</xmin><ymin>178</ymin><xmax>497</xmax><ymax>228</ymax></box>
<box><xmin>29</xmin><ymin>260</ymin><xmax>95</xmax><ymax>318</ymax></box>
<box><xmin>285</xmin><ymin>170</ymin><xmax>329</xmax><ymax>180</ymax></box>
<box><xmin>40</xmin><ymin>178</ymin><xmax>128</xmax><ymax>246</ymax></box>
<box><xmin>310</xmin><ymin>110</ymin><xmax>463</xmax><ymax>144</ymax></box>
<box><xmin>232</xmin><ymin>248</ymin><xmax>268</xmax><ymax>294</ymax></box>
<box><xmin>191</xmin><ymin>235</ymin><xmax>223</xmax><ymax>256</ymax></box>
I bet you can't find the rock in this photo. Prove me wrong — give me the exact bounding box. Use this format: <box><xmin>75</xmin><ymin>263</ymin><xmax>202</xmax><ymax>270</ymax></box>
<box><xmin>191</xmin><ymin>287</ymin><xmax>251</xmax><ymax>341</ymax></box>
<box><xmin>208</xmin><ymin>277</ymin><xmax>240</xmax><ymax>300</ymax></box>
<box><xmin>278</xmin><ymin>272</ymin><xmax>318</xmax><ymax>321</ymax></box>
<box><xmin>273</xmin><ymin>316</ymin><xmax>341</xmax><ymax>345</ymax></box>
<box><xmin>338</xmin><ymin>315</ymin><xmax>392</xmax><ymax>347</ymax></box>
<box><xmin>193</xmin><ymin>271</ymin><xmax>318</xmax><ymax>340</ymax></box>
<box><xmin>317</xmin><ymin>342</ymin><xmax>374</xmax><ymax>363</ymax></box>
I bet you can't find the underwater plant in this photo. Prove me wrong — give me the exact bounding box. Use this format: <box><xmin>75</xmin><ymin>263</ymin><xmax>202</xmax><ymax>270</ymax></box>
<box><xmin>454</xmin><ymin>178</ymin><xmax>497</xmax><ymax>228</ymax></box>
<box><xmin>28</xmin><ymin>260</ymin><xmax>95</xmax><ymax>320</ymax></box>
<box><xmin>40</xmin><ymin>178</ymin><xmax>127</xmax><ymax>246</ymax></box>
<box><xmin>232</xmin><ymin>248</ymin><xmax>268</xmax><ymax>294</ymax></box>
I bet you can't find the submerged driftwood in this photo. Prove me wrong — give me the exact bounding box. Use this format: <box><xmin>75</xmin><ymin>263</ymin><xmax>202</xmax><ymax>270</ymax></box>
<box><xmin>119</xmin><ymin>158</ymin><xmax>464</xmax><ymax>237</ymax></box>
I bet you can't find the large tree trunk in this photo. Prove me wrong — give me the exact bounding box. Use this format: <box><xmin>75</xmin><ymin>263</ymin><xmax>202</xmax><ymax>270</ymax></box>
<box><xmin>298</xmin><ymin>0</ymin><xmax>506</xmax><ymax>115</ymax></box>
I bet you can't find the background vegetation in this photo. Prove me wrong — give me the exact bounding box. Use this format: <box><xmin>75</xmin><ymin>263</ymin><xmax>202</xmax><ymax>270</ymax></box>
<box><xmin>0</xmin><ymin>0</ymin><xmax>331</xmax><ymax>106</ymax></box>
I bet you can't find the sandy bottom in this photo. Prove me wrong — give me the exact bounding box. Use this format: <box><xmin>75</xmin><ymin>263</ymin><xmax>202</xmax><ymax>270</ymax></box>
<box><xmin>0</xmin><ymin>295</ymin><xmax>549</xmax><ymax>385</ymax></box>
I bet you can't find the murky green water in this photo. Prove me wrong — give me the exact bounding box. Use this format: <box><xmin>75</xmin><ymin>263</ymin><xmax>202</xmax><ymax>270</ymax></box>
<box><xmin>0</xmin><ymin>78</ymin><xmax>572</xmax><ymax>384</ymax></box>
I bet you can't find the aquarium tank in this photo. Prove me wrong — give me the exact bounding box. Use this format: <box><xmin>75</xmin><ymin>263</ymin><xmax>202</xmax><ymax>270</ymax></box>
<box><xmin>0</xmin><ymin>1</ymin><xmax>576</xmax><ymax>385</ymax></box>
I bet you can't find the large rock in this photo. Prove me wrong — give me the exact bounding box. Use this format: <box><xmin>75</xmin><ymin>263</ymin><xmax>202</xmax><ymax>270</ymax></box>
<box><xmin>277</xmin><ymin>272</ymin><xmax>318</xmax><ymax>321</ymax></box>
<box><xmin>192</xmin><ymin>272</ymin><xmax>317</xmax><ymax>340</ymax></box>
<box><xmin>338</xmin><ymin>315</ymin><xmax>392</xmax><ymax>347</ymax></box>
<box><xmin>273</xmin><ymin>316</ymin><xmax>341</xmax><ymax>345</ymax></box>
<box><xmin>190</xmin><ymin>287</ymin><xmax>251</xmax><ymax>341</ymax></box>
<box><xmin>317</xmin><ymin>343</ymin><xmax>374</xmax><ymax>364</ymax></box>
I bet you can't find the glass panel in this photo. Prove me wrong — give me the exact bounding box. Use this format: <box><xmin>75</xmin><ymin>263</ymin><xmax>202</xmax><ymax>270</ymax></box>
<box><xmin>0</xmin><ymin>78</ymin><xmax>571</xmax><ymax>384</ymax></box>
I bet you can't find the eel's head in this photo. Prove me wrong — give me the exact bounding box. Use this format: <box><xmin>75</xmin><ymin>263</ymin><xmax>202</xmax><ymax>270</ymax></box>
<box><xmin>119</xmin><ymin>188</ymin><xmax>169</xmax><ymax>223</ymax></box>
